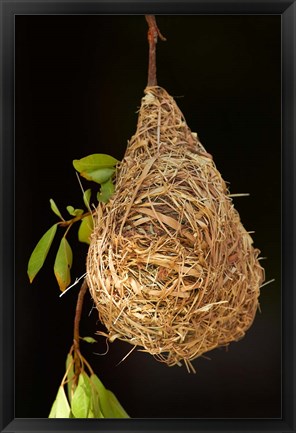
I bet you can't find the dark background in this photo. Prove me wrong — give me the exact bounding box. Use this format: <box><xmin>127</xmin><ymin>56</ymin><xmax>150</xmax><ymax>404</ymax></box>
<box><xmin>15</xmin><ymin>15</ymin><xmax>281</xmax><ymax>419</ymax></box>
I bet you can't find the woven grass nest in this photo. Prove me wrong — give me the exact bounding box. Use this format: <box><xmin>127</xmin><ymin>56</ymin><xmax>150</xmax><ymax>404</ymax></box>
<box><xmin>87</xmin><ymin>86</ymin><xmax>265</xmax><ymax>373</ymax></box>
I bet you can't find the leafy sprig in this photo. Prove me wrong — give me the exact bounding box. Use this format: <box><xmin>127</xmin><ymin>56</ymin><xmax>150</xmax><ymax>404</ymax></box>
<box><xmin>49</xmin><ymin>348</ymin><xmax>129</xmax><ymax>418</ymax></box>
<box><xmin>27</xmin><ymin>154</ymin><xmax>118</xmax><ymax>292</ymax></box>
<box><xmin>27</xmin><ymin>152</ymin><xmax>129</xmax><ymax>419</ymax></box>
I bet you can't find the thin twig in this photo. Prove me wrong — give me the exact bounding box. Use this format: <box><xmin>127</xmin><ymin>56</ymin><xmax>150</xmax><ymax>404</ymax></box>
<box><xmin>73</xmin><ymin>279</ymin><xmax>89</xmax><ymax>381</ymax></box>
<box><xmin>145</xmin><ymin>15</ymin><xmax>166</xmax><ymax>87</ymax></box>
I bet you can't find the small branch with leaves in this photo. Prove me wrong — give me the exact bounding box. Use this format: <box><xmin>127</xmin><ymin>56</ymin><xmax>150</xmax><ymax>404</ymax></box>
<box><xmin>49</xmin><ymin>343</ymin><xmax>129</xmax><ymax>418</ymax></box>
<box><xmin>48</xmin><ymin>273</ymin><xmax>129</xmax><ymax>418</ymax></box>
<box><xmin>27</xmin><ymin>153</ymin><xmax>118</xmax><ymax>292</ymax></box>
<box><xmin>27</xmin><ymin>152</ymin><xmax>129</xmax><ymax>418</ymax></box>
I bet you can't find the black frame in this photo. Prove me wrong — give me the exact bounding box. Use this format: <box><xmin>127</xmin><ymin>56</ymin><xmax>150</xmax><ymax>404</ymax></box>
<box><xmin>1</xmin><ymin>1</ymin><xmax>295</xmax><ymax>432</ymax></box>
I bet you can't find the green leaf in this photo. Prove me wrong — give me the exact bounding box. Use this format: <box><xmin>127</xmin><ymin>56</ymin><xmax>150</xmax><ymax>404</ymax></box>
<box><xmin>78</xmin><ymin>215</ymin><xmax>93</xmax><ymax>245</ymax></box>
<box><xmin>89</xmin><ymin>374</ymin><xmax>108</xmax><ymax>415</ymax></box>
<box><xmin>27</xmin><ymin>224</ymin><xmax>58</xmax><ymax>283</ymax></box>
<box><xmin>81</xmin><ymin>336</ymin><xmax>97</xmax><ymax>344</ymax></box>
<box><xmin>83</xmin><ymin>188</ymin><xmax>92</xmax><ymax>209</ymax></box>
<box><xmin>50</xmin><ymin>198</ymin><xmax>64</xmax><ymax>220</ymax></box>
<box><xmin>90</xmin><ymin>374</ymin><xmax>129</xmax><ymax>418</ymax></box>
<box><xmin>54</xmin><ymin>237</ymin><xmax>73</xmax><ymax>291</ymax></box>
<box><xmin>65</xmin><ymin>353</ymin><xmax>75</xmax><ymax>403</ymax></box>
<box><xmin>66</xmin><ymin>206</ymin><xmax>84</xmax><ymax>217</ymax></box>
<box><xmin>106</xmin><ymin>390</ymin><xmax>130</xmax><ymax>418</ymax></box>
<box><xmin>48</xmin><ymin>396</ymin><xmax>57</xmax><ymax>418</ymax></box>
<box><xmin>71</xmin><ymin>372</ymin><xmax>91</xmax><ymax>418</ymax></box>
<box><xmin>90</xmin><ymin>385</ymin><xmax>104</xmax><ymax>419</ymax></box>
<box><xmin>97</xmin><ymin>178</ymin><xmax>115</xmax><ymax>203</ymax></box>
<box><xmin>50</xmin><ymin>386</ymin><xmax>71</xmax><ymax>418</ymax></box>
<box><xmin>79</xmin><ymin>167</ymin><xmax>115</xmax><ymax>185</ymax></box>
<box><xmin>73</xmin><ymin>154</ymin><xmax>118</xmax><ymax>173</ymax></box>
<box><xmin>73</xmin><ymin>154</ymin><xmax>118</xmax><ymax>185</ymax></box>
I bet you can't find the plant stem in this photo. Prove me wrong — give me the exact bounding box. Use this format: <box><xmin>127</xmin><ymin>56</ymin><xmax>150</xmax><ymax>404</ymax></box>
<box><xmin>58</xmin><ymin>211</ymin><xmax>91</xmax><ymax>228</ymax></box>
<box><xmin>73</xmin><ymin>279</ymin><xmax>89</xmax><ymax>382</ymax></box>
<box><xmin>145</xmin><ymin>15</ymin><xmax>166</xmax><ymax>87</ymax></box>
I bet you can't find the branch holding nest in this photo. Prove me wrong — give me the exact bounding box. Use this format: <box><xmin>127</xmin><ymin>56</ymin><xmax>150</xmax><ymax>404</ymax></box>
<box><xmin>145</xmin><ymin>15</ymin><xmax>166</xmax><ymax>87</ymax></box>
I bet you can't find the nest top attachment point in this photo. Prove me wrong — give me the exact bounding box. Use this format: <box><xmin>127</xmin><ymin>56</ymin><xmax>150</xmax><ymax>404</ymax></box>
<box><xmin>86</xmin><ymin>82</ymin><xmax>265</xmax><ymax>373</ymax></box>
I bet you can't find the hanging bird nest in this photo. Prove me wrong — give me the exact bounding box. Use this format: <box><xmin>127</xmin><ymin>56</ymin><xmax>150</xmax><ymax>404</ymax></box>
<box><xmin>86</xmin><ymin>86</ymin><xmax>265</xmax><ymax>372</ymax></box>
